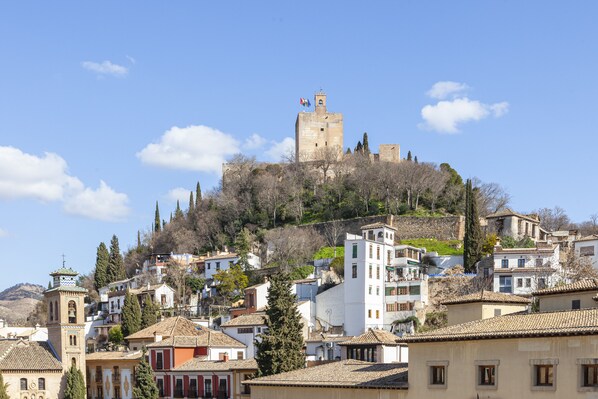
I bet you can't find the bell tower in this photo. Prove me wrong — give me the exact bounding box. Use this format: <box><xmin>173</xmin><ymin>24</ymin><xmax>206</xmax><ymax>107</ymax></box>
<box><xmin>45</xmin><ymin>267</ymin><xmax>87</xmax><ymax>375</ymax></box>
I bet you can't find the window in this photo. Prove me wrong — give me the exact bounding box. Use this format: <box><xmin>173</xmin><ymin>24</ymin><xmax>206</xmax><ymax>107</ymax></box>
<box><xmin>376</xmin><ymin>266</ymin><xmax>380</xmax><ymax>279</ymax></box>
<box><xmin>580</xmin><ymin>246</ymin><xmax>595</xmax><ymax>257</ymax></box>
<box><xmin>352</xmin><ymin>264</ymin><xmax>357</xmax><ymax>278</ymax></box>
<box><xmin>375</xmin><ymin>310</ymin><xmax>380</xmax><ymax>319</ymax></box>
<box><xmin>174</xmin><ymin>378</ymin><xmax>183</xmax><ymax>398</ymax></box>
<box><xmin>157</xmin><ymin>379</ymin><xmax>164</xmax><ymax>397</ymax></box>
<box><xmin>376</xmin><ymin>246</ymin><xmax>380</xmax><ymax>260</ymax></box>
<box><xmin>525</xmin><ymin>278</ymin><xmax>531</xmax><ymax>288</ymax></box>
<box><xmin>581</xmin><ymin>364</ymin><xmax>598</xmax><ymax>388</ymax></box>
<box><xmin>517</xmin><ymin>278</ymin><xmax>523</xmax><ymax>288</ymax></box>
<box><xmin>409</xmin><ymin>285</ymin><xmax>421</xmax><ymax>295</ymax></box>
<box><xmin>216</xmin><ymin>262</ymin><xmax>220</xmax><ymax>270</ymax></box>
<box><xmin>538</xmin><ymin>278</ymin><xmax>547</xmax><ymax>289</ymax></box>
<box><xmin>114</xmin><ymin>385</ymin><xmax>121</xmax><ymax>399</ymax></box>
<box><xmin>352</xmin><ymin>244</ymin><xmax>358</xmax><ymax>258</ymax></box>
<box><xmin>501</xmin><ymin>259</ymin><xmax>509</xmax><ymax>268</ymax></box>
<box><xmin>499</xmin><ymin>276</ymin><xmax>512</xmax><ymax>293</ymax></box>
<box><xmin>68</xmin><ymin>300</ymin><xmax>77</xmax><ymax>323</ymax></box>
<box><xmin>242</xmin><ymin>374</ymin><xmax>252</xmax><ymax>394</ymax></box>
<box><xmin>369</xmin><ymin>265</ymin><xmax>373</xmax><ymax>279</ymax></box>
<box><xmin>156</xmin><ymin>352</ymin><xmax>163</xmax><ymax>370</ymax></box>
<box><xmin>573</xmin><ymin>299</ymin><xmax>581</xmax><ymax>310</ymax></box>
<box><xmin>494</xmin><ymin>309</ymin><xmax>502</xmax><ymax>317</ymax></box>
<box><xmin>376</xmin><ymin>286</ymin><xmax>380</xmax><ymax>296</ymax></box>
<box><xmin>518</xmin><ymin>258</ymin><xmax>525</xmax><ymax>267</ymax></box>
<box><xmin>237</xmin><ymin>351</ymin><xmax>244</xmax><ymax>360</ymax></box>
<box><xmin>49</xmin><ymin>302</ymin><xmax>53</xmax><ymax>322</ymax></box>
<box><xmin>531</xmin><ymin>359</ymin><xmax>557</xmax><ymax>391</ymax></box>
<box><xmin>347</xmin><ymin>346</ymin><xmax>377</xmax><ymax>362</ymax></box>
<box><xmin>20</xmin><ymin>378</ymin><xmax>27</xmax><ymax>390</ymax></box>
<box><xmin>368</xmin><ymin>309</ymin><xmax>372</xmax><ymax>318</ymax></box>
<box><xmin>204</xmin><ymin>379</ymin><xmax>212</xmax><ymax>397</ymax></box>
<box><xmin>427</xmin><ymin>361</ymin><xmax>448</xmax><ymax>388</ymax></box>
<box><xmin>368</xmin><ymin>286</ymin><xmax>372</xmax><ymax>295</ymax></box>
<box><xmin>219</xmin><ymin>379</ymin><xmax>227</xmax><ymax>397</ymax></box>
<box><xmin>238</xmin><ymin>327</ymin><xmax>253</xmax><ymax>334</ymax></box>
<box><xmin>387</xmin><ymin>250</ymin><xmax>392</xmax><ymax>265</ymax></box>
<box><xmin>95</xmin><ymin>366</ymin><xmax>102</xmax><ymax>382</ymax></box>
<box><xmin>476</xmin><ymin>360</ymin><xmax>499</xmax><ymax>389</ymax></box>
<box><xmin>113</xmin><ymin>366</ymin><xmax>120</xmax><ymax>382</ymax></box>
<box><xmin>189</xmin><ymin>379</ymin><xmax>198</xmax><ymax>398</ymax></box>
<box><xmin>369</xmin><ymin>244</ymin><xmax>373</xmax><ymax>259</ymax></box>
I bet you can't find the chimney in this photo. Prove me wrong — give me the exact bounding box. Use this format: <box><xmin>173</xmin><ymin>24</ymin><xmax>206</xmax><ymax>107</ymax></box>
<box><xmin>223</xmin><ymin>353</ymin><xmax>229</xmax><ymax>362</ymax></box>
<box><xmin>154</xmin><ymin>332</ymin><xmax>162</xmax><ymax>343</ymax></box>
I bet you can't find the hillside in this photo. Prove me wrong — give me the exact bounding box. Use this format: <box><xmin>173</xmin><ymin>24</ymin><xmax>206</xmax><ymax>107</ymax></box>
<box><xmin>0</xmin><ymin>283</ymin><xmax>44</xmax><ymax>324</ymax></box>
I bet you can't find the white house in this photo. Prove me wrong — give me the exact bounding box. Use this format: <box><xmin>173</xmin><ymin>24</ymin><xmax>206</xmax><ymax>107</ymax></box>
<box><xmin>315</xmin><ymin>283</ymin><xmax>345</xmax><ymax>330</ymax></box>
<box><xmin>485</xmin><ymin>208</ymin><xmax>547</xmax><ymax>242</ymax></box>
<box><xmin>220</xmin><ymin>313</ymin><xmax>267</xmax><ymax>358</ymax></box>
<box><xmin>573</xmin><ymin>234</ymin><xmax>598</xmax><ymax>270</ymax></box>
<box><xmin>344</xmin><ymin>223</ymin><xmax>396</xmax><ymax>336</ymax></box>
<box><xmin>492</xmin><ymin>242</ymin><xmax>563</xmax><ymax>295</ymax></box>
<box><xmin>204</xmin><ymin>251</ymin><xmax>261</xmax><ymax>281</ymax></box>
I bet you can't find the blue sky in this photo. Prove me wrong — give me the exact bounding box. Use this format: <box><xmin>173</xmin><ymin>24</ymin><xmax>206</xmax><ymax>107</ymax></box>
<box><xmin>1</xmin><ymin>1</ymin><xmax>597</xmax><ymax>290</ymax></box>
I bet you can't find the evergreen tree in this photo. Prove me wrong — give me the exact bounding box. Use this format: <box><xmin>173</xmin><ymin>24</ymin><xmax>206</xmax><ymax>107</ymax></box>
<box><xmin>188</xmin><ymin>191</ymin><xmax>195</xmax><ymax>215</ymax></box>
<box><xmin>407</xmin><ymin>151</ymin><xmax>412</xmax><ymax>161</ymax></box>
<box><xmin>154</xmin><ymin>201</ymin><xmax>161</xmax><ymax>233</ymax></box>
<box><xmin>141</xmin><ymin>294</ymin><xmax>159</xmax><ymax>329</ymax></box>
<box><xmin>106</xmin><ymin>235</ymin><xmax>126</xmax><ymax>283</ymax></box>
<box><xmin>464</xmin><ymin>179</ymin><xmax>483</xmax><ymax>272</ymax></box>
<box><xmin>175</xmin><ymin>200</ymin><xmax>184</xmax><ymax>219</ymax></box>
<box><xmin>234</xmin><ymin>228</ymin><xmax>253</xmax><ymax>271</ymax></box>
<box><xmin>255</xmin><ymin>272</ymin><xmax>304</xmax><ymax>376</ymax></box>
<box><xmin>93</xmin><ymin>242</ymin><xmax>109</xmax><ymax>290</ymax></box>
<box><xmin>137</xmin><ymin>231</ymin><xmax>142</xmax><ymax>251</ymax></box>
<box><xmin>64</xmin><ymin>365</ymin><xmax>85</xmax><ymax>399</ymax></box>
<box><xmin>362</xmin><ymin>132</ymin><xmax>370</xmax><ymax>155</ymax></box>
<box><xmin>414</xmin><ymin>155</ymin><xmax>418</xmax><ymax>164</ymax></box>
<box><xmin>0</xmin><ymin>372</ymin><xmax>9</xmax><ymax>399</ymax></box>
<box><xmin>133</xmin><ymin>352</ymin><xmax>159</xmax><ymax>399</ymax></box>
<box><xmin>121</xmin><ymin>290</ymin><xmax>142</xmax><ymax>338</ymax></box>
<box><xmin>108</xmin><ymin>325</ymin><xmax>124</xmax><ymax>345</ymax></box>
<box><xmin>214</xmin><ymin>264</ymin><xmax>249</xmax><ymax>305</ymax></box>
<box><xmin>354</xmin><ymin>141</ymin><xmax>363</xmax><ymax>154</ymax></box>
<box><xmin>47</xmin><ymin>281</ymin><xmax>52</xmax><ymax>290</ymax></box>
<box><xmin>346</xmin><ymin>147</ymin><xmax>352</xmax><ymax>154</ymax></box>
<box><xmin>195</xmin><ymin>181</ymin><xmax>202</xmax><ymax>207</ymax></box>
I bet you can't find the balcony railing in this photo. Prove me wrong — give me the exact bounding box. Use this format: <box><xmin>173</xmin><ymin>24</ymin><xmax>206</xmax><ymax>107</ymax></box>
<box><xmin>174</xmin><ymin>389</ymin><xmax>184</xmax><ymax>398</ymax></box>
<box><xmin>188</xmin><ymin>389</ymin><xmax>199</xmax><ymax>398</ymax></box>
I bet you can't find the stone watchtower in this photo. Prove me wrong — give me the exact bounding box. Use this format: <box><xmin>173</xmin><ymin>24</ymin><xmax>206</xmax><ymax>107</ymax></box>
<box><xmin>45</xmin><ymin>267</ymin><xmax>87</xmax><ymax>374</ymax></box>
<box><xmin>295</xmin><ymin>91</ymin><xmax>343</xmax><ymax>162</ymax></box>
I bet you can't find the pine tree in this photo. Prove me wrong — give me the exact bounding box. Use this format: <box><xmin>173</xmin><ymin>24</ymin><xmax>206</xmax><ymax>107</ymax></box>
<box><xmin>354</xmin><ymin>141</ymin><xmax>363</xmax><ymax>154</ymax></box>
<box><xmin>175</xmin><ymin>200</ymin><xmax>184</xmax><ymax>220</ymax></box>
<box><xmin>188</xmin><ymin>191</ymin><xmax>195</xmax><ymax>215</ymax></box>
<box><xmin>234</xmin><ymin>228</ymin><xmax>253</xmax><ymax>271</ymax></box>
<box><xmin>106</xmin><ymin>235</ymin><xmax>126</xmax><ymax>283</ymax></box>
<box><xmin>137</xmin><ymin>231</ymin><xmax>142</xmax><ymax>251</ymax></box>
<box><xmin>154</xmin><ymin>201</ymin><xmax>161</xmax><ymax>233</ymax></box>
<box><xmin>195</xmin><ymin>181</ymin><xmax>202</xmax><ymax>207</ymax></box>
<box><xmin>47</xmin><ymin>281</ymin><xmax>52</xmax><ymax>290</ymax></box>
<box><xmin>255</xmin><ymin>272</ymin><xmax>304</xmax><ymax>376</ymax></box>
<box><xmin>121</xmin><ymin>290</ymin><xmax>142</xmax><ymax>338</ymax></box>
<box><xmin>414</xmin><ymin>155</ymin><xmax>418</xmax><ymax>164</ymax></box>
<box><xmin>141</xmin><ymin>294</ymin><xmax>159</xmax><ymax>329</ymax></box>
<box><xmin>346</xmin><ymin>147</ymin><xmax>352</xmax><ymax>154</ymax></box>
<box><xmin>407</xmin><ymin>151</ymin><xmax>412</xmax><ymax>161</ymax></box>
<box><xmin>64</xmin><ymin>365</ymin><xmax>85</xmax><ymax>399</ymax></box>
<box><xmin>133</xmin><ymin>352</ymin><xmax>159</xmax><ymax>399</ymax></box>
<box><xmin>0</xmin><ymin>372</ymin><xmax>9</xmax><ymax>399</ymax></box>
<box><xmin>464</xmin><ymin>179</ymin><xmax>483</xmax><ymax>272</ymax></box>
<box><xmin>362</xmin><ymin>132</ymin><xmax>370</xmax><ymax>155</ymax></box>
<box><xmin>94</xmin><ymin>242</ymin><xmax>109</xmax><ymax>290</ymax></box>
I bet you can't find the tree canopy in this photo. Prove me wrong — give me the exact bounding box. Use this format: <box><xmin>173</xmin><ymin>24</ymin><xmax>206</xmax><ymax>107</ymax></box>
<box><xmin>133</xmin><ymin>352</ymin><xmax>159</xmax><ymax>399</ymax></box>
<box><xmin>121</xmin><ymin>290</ymin><xmax>142</xmax><ymax>338</ymax></box>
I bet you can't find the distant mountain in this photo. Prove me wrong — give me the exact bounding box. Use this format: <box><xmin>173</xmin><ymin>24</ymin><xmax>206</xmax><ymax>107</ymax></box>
<box><xmin>0</xmin><ymin>284</ymin><xmax>45</xmax><ymax>324</ymax></box>
<box><xmin>0</xmin><ymin>283</ymin><xmax>45</xmax><ymax>301</ymax></box>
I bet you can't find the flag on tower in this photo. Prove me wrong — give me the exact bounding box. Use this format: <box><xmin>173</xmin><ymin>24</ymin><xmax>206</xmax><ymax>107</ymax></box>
<box><xmin>299</xmin><ymin>98</ymin><xmax>311</xmax><ymax>107</ymax></box>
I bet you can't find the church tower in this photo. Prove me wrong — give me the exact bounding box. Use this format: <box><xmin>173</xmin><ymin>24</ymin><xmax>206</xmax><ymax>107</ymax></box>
<box><xmin>45</xmin><ymin>267</ymin><xmax>87</xmax><ymax>375</ymax></box>
<box><xmin>295</xmin><ymin>91</ymin><xmax>343</xmax><ymax>162</ymax></box>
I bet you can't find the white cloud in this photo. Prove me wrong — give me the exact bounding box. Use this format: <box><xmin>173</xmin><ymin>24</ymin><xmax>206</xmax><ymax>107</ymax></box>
<box><xmin>0</xmin><ymin>146</ymin><xmax>83</xmax><ymax>201</ymax></box>
<box><xmin>266</xmin><ymin>137</ymin><xmax>295</xmax><ymax>161</ymax></box>
<box><xmin>137</xmin><ymin>125</ymin><xmax>240</xmax><ymax>174</ymax></box>
<box><xmin>243</xmin><ymin>133</ymin><xmax>267</xmax><ymax>150</ymax></box>
<box><xmin>63</xmin><ymin>180</ymin><xmax>129</xmax><ymax>222</ymax></box>
<box><xmin>0</xmin><ymin>228</ymin><xmax>8</xmax><ymax>238</ymax></box>
<box><xmin>426</xmin><ymin>81</ymin><xmax>469</xmax><ymax>100</ymax></box>
<box><xmin>166</xmin><ymin>187</ymin><xmax>192</xmax><ymax>204</ymax></box>
<box><xmin>0</xmin><ymin>146</ymin><xmax>129</xmax><ymax>221</ymax></box>
<box><xmin>490</xmin><ymin>101</ymin><xmax>509</xmax><ymax>117</ymax></box>
<box><xmin>81</xmin><ymin>60</ymin><xmax>128</xmax><ymax>77</ymax></box>
<box><xmin>126</xmin><ymin>55</ymin><xmax>136</xmax><ymax>64</ymax></box>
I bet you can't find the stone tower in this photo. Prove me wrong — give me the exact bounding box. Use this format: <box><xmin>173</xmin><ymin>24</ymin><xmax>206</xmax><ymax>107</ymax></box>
<box><xmin>45</xmin><ymin>267</ymin><xmax>87</xmax><ymax>374</ymax></box>
<box><xmin>295</xmin><ymin>91</ymin><xmax>343</xmax><ymax>162</ymax></box>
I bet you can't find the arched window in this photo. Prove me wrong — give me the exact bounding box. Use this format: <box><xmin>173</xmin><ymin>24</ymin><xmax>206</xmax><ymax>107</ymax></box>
<box><xmin>67</xmin><ymin>300</ymin><xmax>76</xmax><ymax>323</ymax></box>
<box><xmin>69</xmin><ymin>335</ymin><xmax>73</xmax><ymax>346</ymax></box>
<box><xmin>72</xmin><ymin>357</ymin><xmax>76</xmax><ymax>367</ymax></box>
<box><xmin>318</xmin><ymin>99</ymin><xmax>323</xmax><ymax>105</ymax></box>
<box><xmin>20</xmin><ymin>378</ymin><xmax>27</xmax><ymax>390</ymax></box>
<box><xmin>49</xmin><ymin>302</ymin><xmax>53</xmax><ymax>322</ymax></box>
<box><xmin>38</xmin><ymin>378</ymin><xmax>45</xmax><ymax>390</ymax></box>
<box><xmin>54</xmin><ymin>300</ymin><xmax>58</xmax><ymax>321</ymax></box>
<box><xmin>73</xmin><ymin>335</ymin><xmax>77</xmax><ymax>346</ymax></box>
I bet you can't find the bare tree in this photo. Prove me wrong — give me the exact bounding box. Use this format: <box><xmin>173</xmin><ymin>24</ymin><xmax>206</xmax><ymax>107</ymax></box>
<box><xmin>254</xmin><ymin>166</ymin><xmax>286</xmax><ymax>227</ymax></box>
<box><xmin>534</xmin><ymin>206</ymin><xmax>571</xmax><ymax>231</ymax></box>
<box><xmin>473</xmin><ymin>179</ymin><xmax>511</xmax><ymax>217</ymax></box>
<box><xmin>312</xmin><ymin>145</ymin><xmax>342</xmax><ymax>182</ymax></box>
<box><xmin>265</xmin><ymin>226</ymin><xmax>324</xmax><ymax>271</ymax></box>
<box><xmin>562</xmin><ymin>250</ymin><xmax>598</xmax><ymax>282</ymax></box>
<box><xmin>323</xmin><ymin>219</ymin><xmax>345</xmax><ymax>256</ymax></box>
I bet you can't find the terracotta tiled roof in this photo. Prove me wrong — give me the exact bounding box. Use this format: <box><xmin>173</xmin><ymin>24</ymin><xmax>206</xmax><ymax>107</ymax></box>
<box><xmin>130</xmin><ymin>283</ymin><xmax>174</xmax><ymax>295</ymax></box>
<box><xmin>360</xmin><ymin>222</ymin><xmax>397</xmax><ymax>231</ymax></box>
<box><xmin>205</xmin><ymin>253</ymin><xmax>238</xmax><ymax>261</ymax></box>
<box><xmin>246</xmin><ymin>360</ymin><xmax>408</xmax><ymax>389</ymax></box>
<box><xmin>486</xmin><ymin>208</ymin><xmax>539</xmax><ymax>222</ymax></box>
<box><xmin>306</xmin><ymin>331</ymin><xmax>353</xmax><ymax>343</ymax></box>
<box><xmin>175</xmin><ymin>358</ymin><xmax>257</xmax><ymax>372</ymax></box>
<box><xmin>575</xmin><ymin>235</ymin><xmax>598</xmax><ymax>243</ymax></box>
<box><xmin>442</xmin><ymin>291</ymin><xmax>531</xmax><ymax>305</ymax></box>
<box><xmin>146</xmin><ymin>330</ymin><xmax>245</xmax><ymax>349</ymax></box>
<box><xmin>86</xmin><ymin>350</ymin><xmax>144</xmax><ymax>361</ymax></box>
<box><xmin>0</xmin><ymin>340</ymin><xmax>62</xmax><ymax>371</ymax></box>
<box><xmin>338</xmin><ymin>329</ymin><xmax>401</xmax><ymax>346</ymax></box>
<box><xmin>532</xmin><ymin>279</ymin><xmax>598</xmax><ymax>296</ymax></box>
<box><xmin>399</xmin><ymin>308</ymin><xmax>598</xmax><ymax>343</ymax></box>
<box><xmin>494</xmin><ymin>245</ymin><xmax>557</xmax><ymax>254</ymax></box>
<box><xmin>125</xmin><ymin>316</ymin><xmax>204</xmax><ymax>340</ymax></box>
<box><xmin>221</xmin><ymin>313</ymin><xmax>267</xmax><ymax>327</ymax></box>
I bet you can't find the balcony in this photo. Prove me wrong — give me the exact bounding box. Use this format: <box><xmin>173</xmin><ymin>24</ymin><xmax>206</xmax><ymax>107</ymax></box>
<box><xmin>95</xmin><ymin>374</ymin><xmax>102</xmax><ymax>383</ymax></box>
<box><xmin>188</xmin><ymin>390</ymin><xmax>199</xmax><ymax>398</ymax></box>
<box><xmin>112</xmin><ymin>374</ymin><xmax>121</xmax><ymax>383</ymax></box>
<box><xmin>174</xmin><ymin>389</ymin><xmax>184</xmax><ymax>398</ymax></box>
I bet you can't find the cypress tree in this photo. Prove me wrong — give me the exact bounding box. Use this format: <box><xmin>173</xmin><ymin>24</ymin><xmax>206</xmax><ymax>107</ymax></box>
<box><xmin>94</xmin><ymin>242</ymin><xmax>109</xmax><ymax>289</ymax></box>
<box><xmin>362</xmin><ymin>132</ymin><xmax>370</xmax><ymax>155</ymax></box>
<box><xmin>47</xmin><ymin>281</ymin><xmax>52</xmax><ymax>290</ymax></box>
<box><xmin>195</xmin><ymin>181</ymin><xmax>202</xmax><ymax>207</ymax></box>
<box><xmin>141</xmin><ymin>294</ymin><xmax>159</xmax><ymax>329</ymax></box>
<box><xmin>346</xmin><ymin>147</ymin><xmax>352</xmax><ymax>154</ymax></box>
<box><xmin>354</xmin><ymin>141</ymin><xmax>363</xmax><ymax>154</ymax></box>
<box><xmin>154</xmin><ymin>201</ymin><xmax>161</xmax><ymax>233</ymax></box>
<box><xmin>0</xmin><ymin>372</ymin><xmax>9</xmax><ymax>399</ymax></box>
<box><xmin>121</xmin><ymin>290</ymin><xmax>142</xmax><ymax>338</ymax></box>
<box><xmin>255</xmin><ymin>272</ymin><xmax>304</xmax><ymax>376</ymax></box>
<box><xmin>64</xmin><ymin>365</ymin><xmax>85</xmax><ymax>399</ymax></box>
<box><xmin>407</xmin><ymin>151</ymin><xmax>412</xmax><ymax>161</ymax></box>
<box><xmin>175</xmin><ymin>200</ymin><xmax>184</xmax><ymax>220</ymax></box>
<box><xmin>414</xmin><ymin>155</ymin><xmax>418</xmax><ymax>164</ymax></box>
<box><xmin>106</xmin><ymin>235</ymin><xmax>126</xmax><ymax>283</ymax></box>
<box><xmin>137</xmin><ymin>231</ymin><xmax>142</xmax><ymax>250</ymax></box>
<box><xmin>188</xmin><ymin>191</ymin><xmax>195</xmax><ymax>215</ymax></box>
<box><xmin>464</xmin><ymin>179</ymin><xmax>483</xmax><ymax>272</ymax></box>
<box><xmin>133</xmin><ymin>352</ymin><xmax>159</xmax><ymax>399</ymax></box>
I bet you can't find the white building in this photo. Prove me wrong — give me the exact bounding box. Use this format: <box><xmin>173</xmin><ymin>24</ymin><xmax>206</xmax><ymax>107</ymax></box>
<box><xmin>573</xmin><ymin>234</ymin><xmax>598</xmax><ymax>270</ymax></box>
<box><xmin>344</xmin><ymin>223</ymin><xmax>396</xmax><ymax>336</ymax></box>
<box><xmin>485</xmin><ymin>208</ymin><xmax>547</xmax><ymax>242</ymax></box>
<box><xmin>220</xmin><ymin>313</ymin><xmax>267</xmax><ymax>358</ymax></box>
<box><xmin>315</xmin><ymin>283</ymin><xmax>345</xmax><ymax>330</ymax></box>
<box><xmin>204</xmin><ymin>251</ymin><xmax>261</xmax><ymax>281</ymax></box>
<box><xmin>492</xmin><ymin>242</ymin><xmax>563</xmax><ymax>295</ymax></box>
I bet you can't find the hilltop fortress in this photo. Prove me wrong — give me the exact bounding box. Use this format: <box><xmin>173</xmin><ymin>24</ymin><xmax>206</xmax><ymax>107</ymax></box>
<box><xmin>295</xmin><ymin>91</ymin><xmax>401</xmax><ymax>163</ymax></box>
